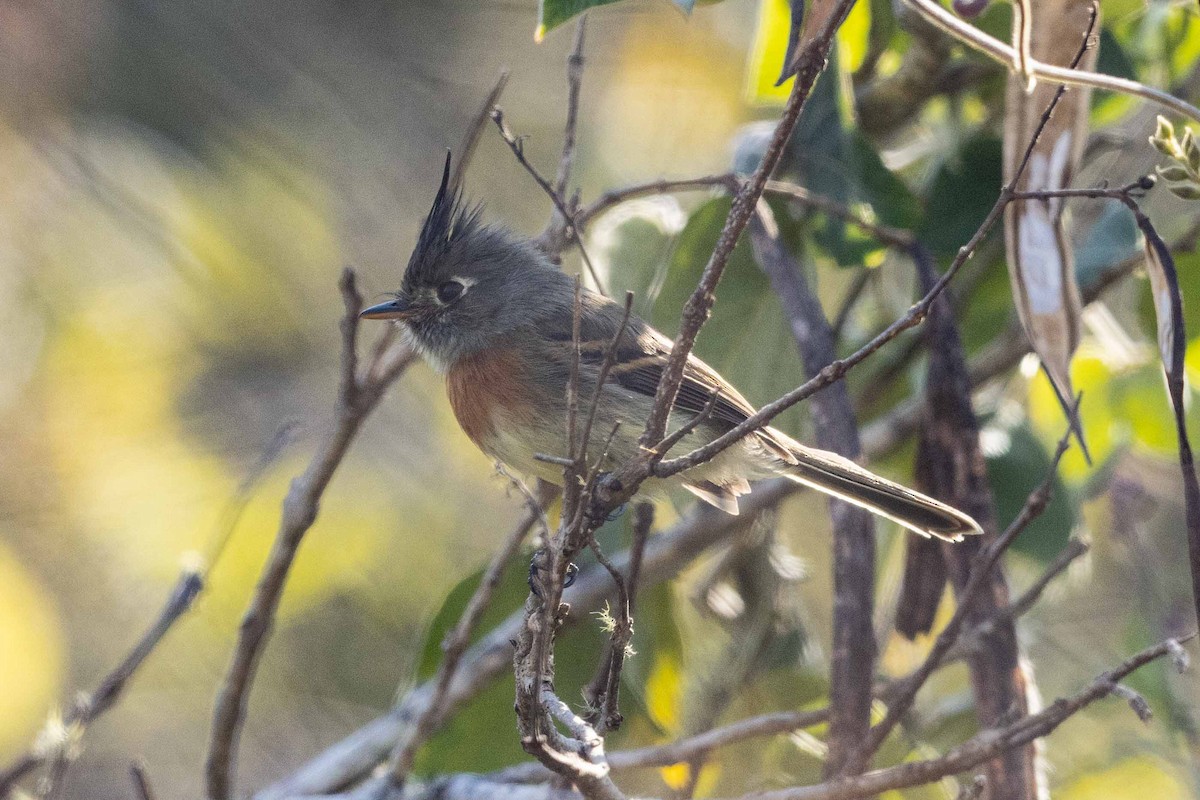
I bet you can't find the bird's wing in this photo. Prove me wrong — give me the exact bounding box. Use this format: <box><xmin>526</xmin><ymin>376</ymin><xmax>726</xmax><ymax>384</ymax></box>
<box><xmin>539</xmin><ymin>292</ymin><xmax>795</xmax><ymax>460</ymax></box>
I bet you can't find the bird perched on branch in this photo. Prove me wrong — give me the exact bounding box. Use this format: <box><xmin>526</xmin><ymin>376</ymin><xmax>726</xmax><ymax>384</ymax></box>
<box><xmin>362</xmin><ymin>155</ymin><xmax>982</xmax><ymax>542</ymax></box>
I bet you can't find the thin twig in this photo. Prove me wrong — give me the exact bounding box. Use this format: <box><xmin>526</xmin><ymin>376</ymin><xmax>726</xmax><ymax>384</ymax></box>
<box><xmin>266</xmin><ymin>503</ymin><xmax>754</xmax><ymax>800</ymax></box>
<box><xmin>130</xmin><ymin>762</ymin><xmax>158</xmax><ymax>800</ymax></box>
<box><xmin>570</xmin><ymin>173</ymin><xmax>913</xmax><ymax>250</ymax></box>
<box><xmin>539</xmin><ymin>16</ymin><xmax>590</xmax><ymax>254</ymax></box>
<box><xmin>204</xmin><ymin>269</ymin><xmax>416</xmax><ymax>800</ymax></box>
<box><xmin>853</xmin><ymin>425</ymin><xmax>1075</xmax><ymax>763</ymax></box>
<box><xmin>584</xmin><ymin>539</ymin><xmax>633</xmax><ymax>733</ymax></box>
<box><xmin>627</xmin><ymin>502</ymin><xmax>653</xmax><ymax>611</ymax></box>
<box><xmin>573</xmin><ymin>174</ymin><xmax>740</xmax><ymax>231</ymax></box>
<box><xmin>656</xmin><ymin>2</ymin><xmax>1094</xmax><ymax>480</ymax></box>
<box><xmin>829</xmin><ymin>268</ymin><xmax>875</xmax><ymax>344</ymax></box>
<box><xmin>727</xmin><ymin>634</ymin><xmax>1193</xmax><ymax>800</ymax></box>
<box><xmin>765</xmin><ymin>180</ymin><xmax>915</xmax><ymax>249</ymax></box>
<box><xmin>904</xmin><ymin>0</ymin><xmax>1200</xmax><ymax>125</ymax></box>
<box><xmin>635</xmin><ymin>0</ymin><xmax>858</xmax><ymax>451</ymax></box>
<box><xmin>490</xmin><ymin>108</ymin><xmax>608</xmax><ymax>295</ymax></box>
<box><xmin>0</xmin><ymin>567</ymin><xmax>203</xmax><ymax>798</ymax></box>
<box><xmin>553</xmin><ymin>17</ymin><xmax>587</xmax><ymax>199</ymax></box>
<box><xmin>493</xmin><ymin>707</ymin><xmax>831</xmax><ymax>783</ymax></box>
<box><xmin>383</xmin><ymin>475</ymin><xmax>547</xmax><ymax>788</ymax></box>
<box><xmin>947</xmin><ymin>537</ymin><xmax>1090</xmax><ymax>663</ymax></box>
<box><xmin>653</xmin><ymin>392</ymin><xmax>719</xmax><ymax>456</ymax></box>
<box><xmin>567</xmin><ymin>276</ymin><xmax>583</xmax><ymax>466</ymax></box>
<box><xmin>996</xmin><ymin>538</ymin><xmax>1089</xmax><ymax>623</ymax></box>
<box><xmin>256</xmin><ymin>203</ymin><xmax>1186</xmax><ymax>800</ymax></box>
<box><xmin>577</xmin><ymin>292</ymin><xmax>635</xmax><ymax>473</ymax></box>
<box><xmin>581</xmin><ymin>501</ymin><xmax>654</xmax><ymax>732</ymax></box>
<box><xmin>1009</xmin><ymin>176</ymin><xmax>1153</xmax><ymax>202</ymax></box>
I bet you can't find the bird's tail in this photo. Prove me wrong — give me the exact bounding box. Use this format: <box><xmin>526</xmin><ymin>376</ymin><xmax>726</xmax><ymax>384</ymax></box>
<box><xmin>781</xmin><ymin>442</ymin><xmax>983</xmax><ymax>542</ymax></box>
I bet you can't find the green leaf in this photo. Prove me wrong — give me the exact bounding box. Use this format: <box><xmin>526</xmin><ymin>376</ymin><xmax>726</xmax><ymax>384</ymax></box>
<box><xmin>592</xmin><ymin>200</ymin><xmax>686</xmax><ymax>319</ymax></box>
<box><xmin>1112</xmin><ymin>366</ymin><xmax>1180</xmax><ymax>454</ymax></box>
<box><xmin>1150</xmin><ymin>134</ymin><xmax>1179</xmax><ymax>158</ymax></box>
<box><xmin>847</xmin><ymin>132</ymin><xmax>921</xmax><ymax>230</ymax></box>
<box><xmin>917</xmin><ymin>135</ymin><xmax>1004</xmax><ymax>259</ymax></box>
<box><xmin>415</xmin><ymin>549</ymin><xmax>604</xmax><ymax>773</ymax></box>
<box><xmin>783</xmin><ymin>71</ymin><xmax>920</xmax><ymax>267</ymax></box>
<box><xmin>1186</xmin><ymin>131</ymin><xmax>1200</xmax><ymax>174</ymax></box>
<box><xmin>984</xmin><ymin>421</ymin><xmax>1076</xmax><ymax>563</ymax></box>
<box><xmin>1168</xmin><ymin>181</ymin><xmax>1200</xmax><ymax>200</ymax></box>
<box><xmin>536</xmin><ymin>0</ymin><xmax>623</xmax><ymax>40</ymax></box>
<box><xmin>1157</xmin><ymin>164</ymin><xmax>1194</xmax><ymax>183</ymax></box>
<box><xmin>1168</xmin><ymin>7</ymin><xmax>1200</xmax><ymax>78</ymax></box>
<box><xmin>1155</xmin><ymin>114</ymin><xmax>1176</xmax><ymax>145</ymax></box>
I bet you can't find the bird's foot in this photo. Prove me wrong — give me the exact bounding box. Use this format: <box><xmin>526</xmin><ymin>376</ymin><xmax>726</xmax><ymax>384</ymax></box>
<box><xmin>527</xmin><ymin>550</ymin><xmax>579</xmax><ymax>598</ymax></box>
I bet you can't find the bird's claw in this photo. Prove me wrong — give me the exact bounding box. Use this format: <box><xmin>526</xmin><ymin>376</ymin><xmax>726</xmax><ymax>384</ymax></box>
<box><xmin>527</xmin><ymin>551</ymin><xmax>579</xmax><ymax>598</ymax></box>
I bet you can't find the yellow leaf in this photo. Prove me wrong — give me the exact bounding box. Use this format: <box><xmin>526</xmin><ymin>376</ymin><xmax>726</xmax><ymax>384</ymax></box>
<box><xmin>747</xmin><ymin>0</ymin><xmax>794</xmax><ymax>105</ymax></box>
<box><xmin>0</xmin><ymin>542</ymin><xmax>65</xmax><ymax>758</ymax></box>
<box><xmin>837</xmin><ymin>0</ymin><xmax>871</xmax><ymax>74</ymax></box>
<box><xmin>1059</xmin><ymin>755</ymin><xmax>1189</xmax><ymax>800</ymax></box>
<box><xmin>1027</xmin><ymin>348</ymin><xmax>1118</xmax><ymax>479</ymax></box>
<box><xmin>659</xmin><ymin>762</ymin><xmax>691</xmax><ymax>790</ymax></box>
<box><xmin>645</xmin><ymin>650</ymin><xmax>683</xmax><ymax>732</ymax></box>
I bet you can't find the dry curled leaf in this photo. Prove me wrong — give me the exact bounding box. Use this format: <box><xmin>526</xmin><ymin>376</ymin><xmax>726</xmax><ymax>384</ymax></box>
<box><xmin>1003</xmin><ymin>0</ymin><xmax>1098</xmax><ymax>447</ymax></box>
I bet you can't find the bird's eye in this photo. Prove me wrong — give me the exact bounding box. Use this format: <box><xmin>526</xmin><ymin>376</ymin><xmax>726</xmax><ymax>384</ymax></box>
<box><xmin>436</xmin><ymin>280</ymin><xmax>465</xmax><ymax>304</ymax></box>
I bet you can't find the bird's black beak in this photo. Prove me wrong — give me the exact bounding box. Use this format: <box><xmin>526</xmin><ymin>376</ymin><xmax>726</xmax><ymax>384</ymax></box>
<box><xmin>360</xmin><ymin>298</ymin><xmax>411</xmax><ymax>320</ymax></box>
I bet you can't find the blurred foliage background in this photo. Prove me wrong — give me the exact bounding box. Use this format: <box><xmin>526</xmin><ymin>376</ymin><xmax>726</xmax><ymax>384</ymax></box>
<box><xmin>1</xmin><ymin>0</ymin><xmax>1199</xmax><ymax>798</ymax></box>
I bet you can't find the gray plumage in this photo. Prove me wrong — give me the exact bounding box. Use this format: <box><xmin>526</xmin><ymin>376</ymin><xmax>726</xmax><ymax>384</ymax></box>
<box><xmin>361</xmin><ymin>155</ymin><xmax>982</xmax><ymax>541</ymax></box>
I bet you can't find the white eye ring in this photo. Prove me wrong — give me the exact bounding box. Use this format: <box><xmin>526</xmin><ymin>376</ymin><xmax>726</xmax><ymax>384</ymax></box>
<box><xmin>434</xmin><ymin>276</ymin><xmax>476</xmax><ymax>305</ymax></box>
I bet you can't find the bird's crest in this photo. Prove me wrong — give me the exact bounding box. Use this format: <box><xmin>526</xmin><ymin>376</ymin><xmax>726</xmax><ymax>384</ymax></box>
<box><xmin>405</xmin><ymin>151</ymin><xmax>483</xmax><ymax>287</ymax></box>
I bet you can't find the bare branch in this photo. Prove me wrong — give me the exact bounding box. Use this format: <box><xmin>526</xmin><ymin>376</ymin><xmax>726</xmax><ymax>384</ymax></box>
<box><xmin>572</xmin><ymin>174</ymin><xmax>913</xmax><ymax>250</ymax></box>
<box><xmin>255</xmin><ymin>487</ymin><xmax>780</xmax><ymax>800</ymax></box>
<box><xmin>553</xmin><ymin>17</ymin><xmax>587</xmax><ymax>199</ymax></box>
<box><xmin>747</xmin><ymin>204</ymin><xmax>876</xmax><ymax>777</ymax></box>
<box><xmin>904</xmin><ymin>0</ymin><xmax>1200</xmax><ymax>124</ymax></box>
<box><xmin>947</xmin><ymin>537</ymin><xmax>1090</xmax><ymax>662</ymax></box>
<box><xmin>490</xmin><ymin>108</ymin><xmax>608</xmax><ymax>295</ymax></box>
<box><xmin>578</xmin><ymin>292</ymin><xmax>634</xmax><ymax>472</ymax></box>
<box><xmin>0</xmin><ymin>566</ymin><xmax>203</xmax><ymax>798</ymax></box>
<box><xmin>205</xmin><ymin>269</ymin><xmax>416</xmax><ymax>800</ymax></box>
<box><xmin>271</xmin><ymin>635</ymin><xmax>1193</xmax><ymax>800</ymax></box>
<box><xmin>854</xmin><ymin>425</ymin><xmax>1075</xmax><ymax>763</ymax></box>
<box><xmin>657</xmin><ymin>3</ymin><xmax>1093</xmax><ymax>480</ymax></box>
<box><xmin>635</xmin><ymin>0</ymin><xmax>858</xmax><ymax>450</ymax></box>
<box><xmin>495</xmin><ymin>707</ymin><xmax>831</xmax><ymax>784</ymax></box>
<box><xmin>726</xmin><ymin>634</ymin><xmax>1194</xmax><ymax>800</ymax></box>
<box><xmin>383</xmin><ymin>476</ymin><xmax>547</xmax><ymax>788</ymax></box>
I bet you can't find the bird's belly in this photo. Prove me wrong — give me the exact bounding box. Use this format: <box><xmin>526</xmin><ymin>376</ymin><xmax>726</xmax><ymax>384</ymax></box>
<box><xmin>478</xmin><ymin>419</ymin><xmax>570</xmax><ymax>485</ymax></box>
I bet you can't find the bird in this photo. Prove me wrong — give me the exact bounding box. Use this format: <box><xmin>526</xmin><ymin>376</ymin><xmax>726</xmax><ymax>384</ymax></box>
<box><xmin>361</xmin><ymin>155</ymin><xmax>982</xmax><ymax>542</ymax></box>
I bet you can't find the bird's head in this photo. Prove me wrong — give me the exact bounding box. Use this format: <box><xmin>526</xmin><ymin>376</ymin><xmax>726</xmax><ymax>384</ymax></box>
<box><xmin>360</xmin><ymin>153</ymin><xmax>569</xmax><ymax>370</ymax></box>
